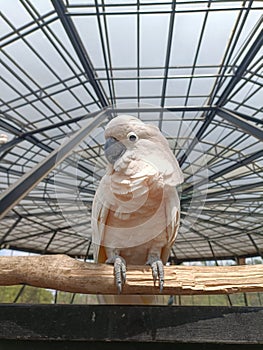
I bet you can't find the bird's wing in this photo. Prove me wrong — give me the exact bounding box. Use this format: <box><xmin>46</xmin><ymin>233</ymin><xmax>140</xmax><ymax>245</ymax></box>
<box><xmin>161</xmin><ymin>186</ymin><xmax>180</xmax><ymax>263</ymax></box>
<box><xmin>91</xmin><ymin>176</ymin><xmax>110</xmax><ymax>263</ymax></box>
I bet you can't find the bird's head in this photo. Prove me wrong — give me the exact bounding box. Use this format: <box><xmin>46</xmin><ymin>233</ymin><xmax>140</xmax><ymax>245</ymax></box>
<box><xmin>104</xmin><ymin>115</ymin><xmax>159</xmax><ymax>165</ymax></box>
<box><xmin>103</xmin><ymin>114</ymin><xmax>184</xmax><ymax>186</ymax></box>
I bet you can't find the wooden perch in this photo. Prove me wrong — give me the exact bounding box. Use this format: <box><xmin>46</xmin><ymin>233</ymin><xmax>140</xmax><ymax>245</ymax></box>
<box><xmin>0</xmin><ymin>254</ymin><xmax>263</xmax><ymax>295</ymax></box>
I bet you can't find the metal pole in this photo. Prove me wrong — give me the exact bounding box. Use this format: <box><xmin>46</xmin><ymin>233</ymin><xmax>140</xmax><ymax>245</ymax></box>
<box><xmin>179</xmin><ymin>28</ymin><xmax>263</xmax><ymax>166</ymax></box>
<box><xmin>217</xmin><ymin>108</ymin><xmax>263</xmax><ymax>141</ymax></box>
<box><xmin>51</xmin><ymin>0</ymin><xmax>109</xmax><ymax>108</ymax></box>
<box><xmin>0</xmin><ymin>110</ymin><xmax>107</xmax><ymax>220</ymax></box>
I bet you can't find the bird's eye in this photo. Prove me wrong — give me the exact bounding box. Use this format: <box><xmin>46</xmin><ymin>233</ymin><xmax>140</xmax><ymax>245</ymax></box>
<box><xmin>127</xmin><ymin>132</ymin><xmax>138</xmax><ymax>142</ymax></box>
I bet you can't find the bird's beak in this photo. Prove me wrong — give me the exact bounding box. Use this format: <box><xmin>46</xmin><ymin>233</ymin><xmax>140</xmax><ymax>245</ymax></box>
<box><xmin>104</xmin><ymin>137</ymin><xmax>127</xmax><ymax>164</ymax></box>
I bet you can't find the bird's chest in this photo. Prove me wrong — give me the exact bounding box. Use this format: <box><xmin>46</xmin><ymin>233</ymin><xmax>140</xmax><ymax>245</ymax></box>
<box><xmin>102</xmin><ymin>184</ymin><xmax>167</xmax><ymax>250</ymax></box>
<box><xmin>109</xmin><ymin>180</ymin><xmax>164</xmax><ymax>224</ymax></box>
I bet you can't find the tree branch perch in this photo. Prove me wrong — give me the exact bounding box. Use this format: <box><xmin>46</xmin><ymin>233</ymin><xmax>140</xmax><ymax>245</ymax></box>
<box><xmin>0</xmin><ymin>254</ymin><xmax>262</xmax><ymax>295</ymax></box>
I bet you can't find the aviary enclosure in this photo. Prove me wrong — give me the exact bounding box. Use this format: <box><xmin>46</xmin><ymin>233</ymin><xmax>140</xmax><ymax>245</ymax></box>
<box><xmin>0</xmin><ymin>0</ymin><xmax>262</xmax><ymax>349</ymax></box>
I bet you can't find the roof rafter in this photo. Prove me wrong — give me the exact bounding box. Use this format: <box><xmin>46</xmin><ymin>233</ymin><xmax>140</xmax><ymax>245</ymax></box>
<box><xmin>217</xmin><ymin>108</ymin><xmax>263</xmax><ymax>141</ymax></box>
<box><xmin>0</xmin><ymin>111</ymin><xmax>107</xmax><ymax>220</ymax></box>
<box><xmin>184</xmin><ymin>148</ymin><xmax>263</xmax><ymax>194</ymax></box>
<box><xmin>179</xmin><ymin>27</ymin><xmax>263</xmax><ymax>166</ymax></box>
<box><xmin>51</xmin><ymin>0</ymin><xmax>109</xmax><ymax>108</ymax></box>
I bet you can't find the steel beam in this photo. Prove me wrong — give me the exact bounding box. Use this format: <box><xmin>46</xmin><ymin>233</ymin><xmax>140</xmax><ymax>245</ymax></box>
<box><xmin>1</xmin><ymin>106</ymin><xmax>213</xmax><ymax>138</ymax></box>
<box><xmin>215</xmin><ymin>32</ymin><xmax>263</xmax><ymax>107</ymax></box>
<box><xmin>0</xmin><ymin>136</ymin><xmax>24</xmax><ymax>154</ymax></box>
<box><xmin>196</xmin><ymin>209</ymin><xmax>263</xmax><ymax>218</ymax></box>
<box><xmin>159</xmin><ymin>0</ymin><xmax>176</xmax><ymax>129</ymax></box>
<box><xmin>181</xmin><ymin>181</ymin><xmax>263</xmax><ymax>204</ymax></box>
<box><xmin>247</xmin><ymin>233</ymin><xmax>263</xmax><ymax>258</ymax></box>
<box><xmin>179</xmin><ymin>27</ymin><xmax>263</xmax><ymax>166</ymax></box>
<box><xmin>94</xmin><ymin>0</ymin><xmax>116</xmax><ymax>106</ymax></box>
<box><xmin>108</xmin><ymin>106</ymin><xmax>216</xmax><ymax>113</ymax></box>
<box><xmin>217</xmin><ymin>108</ymin><xmax>263</xmax><ymax>141</ymax></box>
<box><xmin>0</xmin><ymin>113</ymin><xmax>100</xmax><ymax>179</ymax></box>
<box><xmin>182</xmin><ymin>222</ymin><xmax>236</xmax><ymax>256</ymax></box>
<box><xmin>0</xmin><ymin>216</ymin><xmax>22</xmax><ymax>246</ymax></box>
<box><xmin>186</xmin><ymin>196</ymin><xmax>263</xmax><ymax>205</ymax></box>
<box><xmin>0</xmin><ymin>110</ymin><xmax>107</xmax><ymax>220</ymax></box>
<box><xmin>232</xmin><ymin>110</ymin><xmax>263</xmax><ymax>126</ymax></box>
<box><xmin>0</xmin><ymin>165</ymin><xmax>95</xmax><ymax>195</ymax></box>
<box><xmin>0</xmin><ymin>117</ymin><xmax>51</xmax><ymax>153</ymax></box>
<box><xmin>69</xmin><ymin>6</ymin><xmax>263</xmax><ymax>16</ymax></box>
<box><xmin>51</xmin><ymin>0</ymin><xmax>109</xmax><ymax>108</ymax></box>
<box><xmin>0</xmin><ymin>110</ymin><xmax>102</xmax><ymax>156</ymax></box>
<box><xmin>194</xmin><ymin>216</ymin><xmax>253</xmax><ymax>233</ymax></box>
<box><xmin>183</xmin><ymin>148</ymin><xmax>263</xmax><ymax>194</ymax></box>
<box><xmin>205</xmin><ymin>181</ymin><xmax>263</xmax><ymax>198</ymax></box>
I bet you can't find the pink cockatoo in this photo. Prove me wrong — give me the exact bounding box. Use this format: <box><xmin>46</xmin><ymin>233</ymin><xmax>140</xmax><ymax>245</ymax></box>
<box><xmin>92</xmin><ymin>115</ymin><xmax>183</xmax><ymax>300</ymax></box>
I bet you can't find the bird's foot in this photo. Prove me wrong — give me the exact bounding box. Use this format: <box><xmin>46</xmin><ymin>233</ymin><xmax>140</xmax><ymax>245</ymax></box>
<box><xmin>106</xmin><ymin>255</ymin><xmax>126</xmax><ymax>294</ymax></box>
<box><xmin>146</xmin><ymin>257</ymin><xmax>164</xmax><ymax>292</ymax></box>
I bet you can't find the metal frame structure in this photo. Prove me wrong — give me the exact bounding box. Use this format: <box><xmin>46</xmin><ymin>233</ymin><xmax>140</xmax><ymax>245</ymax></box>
<box><xmin>0</xmin><ymin>0</ymin><xmax>262</xmax><ymax>263</ymax></box>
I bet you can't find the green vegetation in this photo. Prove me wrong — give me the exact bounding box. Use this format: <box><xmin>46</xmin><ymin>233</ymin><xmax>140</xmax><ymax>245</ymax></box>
<box><xmin>0</xmin><ymin>285</ymin><xmax>53</xmax><ymax>304</ymax></box>
<box><xmin>0</xmin><ymin>285</ymin><xmax>98</xmax><ymax>304</ymax></box>
<box><xmin>171</xmin><ymin>293</ymin><xmax>262</xmax><ymax>306</ymax></box>
<box><xmin>0</xmin><ymin>285</ymin><xmax>261</xmax><ymax>306</ymax></box>
<box><xmin>55</xmin><ymin>291</ymin><xmax>98</xmax><ymax>304</ymax></box>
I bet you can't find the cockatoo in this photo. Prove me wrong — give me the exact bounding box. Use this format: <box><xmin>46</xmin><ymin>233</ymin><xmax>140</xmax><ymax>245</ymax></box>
<box><xmin>92</xmin><ymin>115</ymin><xmax>183</xmax><ymax>299</ymax></box>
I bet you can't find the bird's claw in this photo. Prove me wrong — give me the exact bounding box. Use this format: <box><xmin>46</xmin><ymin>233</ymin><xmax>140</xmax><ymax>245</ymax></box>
<box><xmin>147</xmin><ymin>258</ymin><xmax>164</xmax><ymax>292</ymax></box>
<box><xmin>115</xmin><ymin>256</ymin><xmax>126</xmax><ymax>294</ymax></box>
<box><xmin>106</xmin><ymin>256</ymin><xmax>126</xmax><ymax>294</ymax></box>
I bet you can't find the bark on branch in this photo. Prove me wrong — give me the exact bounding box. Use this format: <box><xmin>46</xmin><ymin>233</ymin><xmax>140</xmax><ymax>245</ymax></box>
<box><xmin>0</xmin><ymin>254</ymin><xmax>262</xmax><ymax>295</ymax></box>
